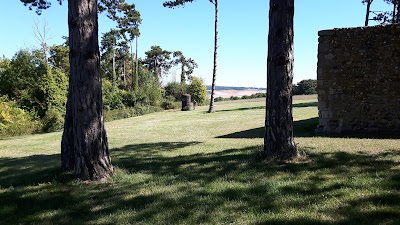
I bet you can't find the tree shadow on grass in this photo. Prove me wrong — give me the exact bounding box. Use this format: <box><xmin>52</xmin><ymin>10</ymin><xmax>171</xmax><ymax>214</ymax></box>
<box><xmin>217</xmin><ymin>117</ymin><xmax>400</xmax><ymax>140</ymax></box>
<box><xmin>0</xmin><ymin>142</ymin><xmax>201</xmax><ymax>188</ymax></box>
<box><xmin>112</xmin><ymin>146</ymin><xmax>400</xmax><ymax>224</ymax></box>
<box><xmin>216</xmin><ymin>117</ymin><xmax>319</xmax><ymax>138</ymax></box>
<box><xmin>0</xmin><ymin>154</ymin><xmax>74</xmax><ymax>188</ymax></box>
<box><xmin>292</xmin><ymin>101</ymin><xmax>319</xmax><ymax>108</ymax></box>
<box><xmin>0</xmin><ymin>142</ymin><xmax>399</xmax><ymax>224</ymax></box>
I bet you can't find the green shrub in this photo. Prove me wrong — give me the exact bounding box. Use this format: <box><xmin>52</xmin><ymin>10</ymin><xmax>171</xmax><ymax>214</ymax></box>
<box><xmin>214</xmin><ymin>92</ymin><xmax>266</xmax><ymax>102</ymax></box>
<box><xmin>187</xmin><ymin>77</ymin><xmax>207</xmax><ymax>105</ymax></box>
<box><xmin>293</xmin><ymin>79</ymin><xmax>317</xmax><ymax>95</ymax></box>
<box><xmin>161</xmin><ymin>96</ymin><xmax>180</xmax><ymax>110</ymax></box>
<box><xmin>164</xmin><ymin>82</ymin><xmax>187</xmax><ymax>102</ymax></box>
<box><xmin>120</xmin><ymin>90</ymin><xmax>136</xmax><ymax>108</ymax></box>
<box><xmin>135</xmin><ymin>81</ymin><xmax>164</xmax><ymax>107</ymax></box>
<box><xmin>102</xmin><ymin>80</ymin><xmax>124</xmax><ymax>110</ymax></box>
<box><xmin>250</xmin><ymin>92</ymin><xmax>266</xmax><ymax>98</ymax></box>
<box><xmin>38</xmin><ymin>67</ymin><xmax>68</xmax><ymax>115</ymax></box>
<box><xmin>214</xmin><ymin>97</ymin><xmax>224</xmax><ymax>102</ymax></box>
<box><xmin>104</xmin><ymin>105</ymin><xmax>162</xmax><ymax>122</ymax></box>
<box><xmin>41</xmin><ymin>108</ymin><xmax>64</xmax><ymax>132</ymax></box>
<box><xmin>0</xmin><ymin>96</ymin><xmax>40</xmax><ymax>137</ymax></box>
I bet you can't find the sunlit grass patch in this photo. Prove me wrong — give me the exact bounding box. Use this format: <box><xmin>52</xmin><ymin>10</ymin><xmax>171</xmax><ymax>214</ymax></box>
<box><xmin>0</xmin><ymin>96</ymin><xmax>399</xmax><ymax>224</ymax></box>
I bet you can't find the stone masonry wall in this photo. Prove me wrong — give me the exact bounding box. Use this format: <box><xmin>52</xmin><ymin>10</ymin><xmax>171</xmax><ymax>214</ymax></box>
<box><xmin>317</xmin><ymin>25</ymin><xmax>400</xmax><ymax>134</ymax></box>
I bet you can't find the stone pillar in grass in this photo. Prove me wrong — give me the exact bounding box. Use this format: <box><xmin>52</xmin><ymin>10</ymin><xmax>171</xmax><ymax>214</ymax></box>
<box><xmin>182</xmin><ymin>94</ymin><xmax>191</xmax><ymax>111</ymax></box>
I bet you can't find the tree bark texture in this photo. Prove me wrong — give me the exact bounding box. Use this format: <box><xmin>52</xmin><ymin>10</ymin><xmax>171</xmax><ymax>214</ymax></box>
<box><xmin>61</xmin><ymin>0</ymin><xmax>113</xmax><ymax>181</ymax></box>
<box><xmin>264</xmin><ymin>0</ymin><xmax>298</xmax><ymax>159</ymax></box>
<box><xmin>208</xmin><ymin>0</ymin><xmax>218</xmax><ymax>113</ymax></box>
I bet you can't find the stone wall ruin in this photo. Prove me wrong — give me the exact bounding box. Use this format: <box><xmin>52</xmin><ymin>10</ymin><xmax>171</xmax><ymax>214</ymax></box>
<box><xmin>317</xmin><ymin>24</ymin><xmax>400</xmax><ymax>134</ymax></box>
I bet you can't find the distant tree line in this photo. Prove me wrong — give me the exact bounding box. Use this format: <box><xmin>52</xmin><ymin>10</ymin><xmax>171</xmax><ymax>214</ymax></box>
<box><xmin>0</xmin><ymin>44</ymin><xmax>206</xmax><ymax>138</ymax></box>
<box><xmin>0</xmin><ymin>15</ymin><xmax>206</xmax><ymax>138</ymax></box>
<box><xmin>293</xmin><ymin>79</ymin><xmax>317</xmax><ymax>95</ymax></box>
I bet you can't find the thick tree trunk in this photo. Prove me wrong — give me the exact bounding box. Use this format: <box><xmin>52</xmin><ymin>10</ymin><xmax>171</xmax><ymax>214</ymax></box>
<box><xmin>61</xmin><ymin>0</ymin><xmax>113</xmax><ymax>181</ymax></box>
<box><xmin>61</xmin><ymin>79</ymin><xmax>75</xmax><ymax>171</ymax></box>
<box><xmin>264</xmin><ymin>0</ymin><xmax>298</xmax><ymax>159</ymax></box>
<box><xmin>208</xmin><ymin>0</ymin><xmax>218</xmax><ymax>113</ymax></box>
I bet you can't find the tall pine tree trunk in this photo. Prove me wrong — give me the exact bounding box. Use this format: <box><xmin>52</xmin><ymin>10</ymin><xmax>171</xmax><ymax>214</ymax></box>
<box><xmin>61</xmin><ymin>78</ymin><xmax>74</xmax><ymax>171</ymax></box>
<box><xmin>61</xmin><ymin>0</ymin><xmax>113</xmax><ymax>181</ymax></box>
<box><xmin>130</xmin><ymin>41</ymin><xmax>137</xmax><ymax>92</ymax></box>
<box><xmin>135</xmin><ymin>37</ymin><xmax>139</xmax><ymax>91</ymax></box>
<box><xmin>112</xmin><ymin>46</ymin><xmax>116</xmax><ymax>88</ymax></box>
<box><xmin>208</xmin><ymin>0</ymin><xmax>218</xmax><ymax>113</ymax></box>
<box><xmin>123</xmin><ymin>59</ymin><xmax>126</xmax><ymax>83</ymax></box>
<box><xmin>264</xmin><ymin>0</ymin><xmax>298</xmax><ymax>159</ymax></box>
<box><xmin>180</xmin><ymin>65</ymin><xmax>185</xmax><ymax>83</ymax></box>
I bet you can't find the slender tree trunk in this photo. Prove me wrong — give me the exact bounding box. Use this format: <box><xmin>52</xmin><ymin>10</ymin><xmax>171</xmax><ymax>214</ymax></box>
<box><xmin>123</xmin><ymin>59</ymin><xmax>126</xmax><ymax>83</ymax></box>
<box><xmin>155</xmin><ymin>59</ymin><xmax>161</xmax><ymax>85</ymax></box>
<box><xmin>264</xmin><ymin>0</ymin><xmax>298</xmax><ymax>160</ymax></box>
<box><xmin>33</xmin><ymin>19</ymin><xmax>49</xmax><ymax>64</ymax></box>
<box><xmin>130</xmin><ymin>41</ymin><xmax>134</xmax><ymax>91</ymax></box>
<box><xmin>396</xmin><ymin>0</ymin><xmax>400</xmax><ymax>23</ymax></box>
<box><xmin>392</xmin><ymin>1</ymin><xmax>397</xmax><ymax>24</ymax></box>
<box><xmin>208</xmin><ymin>0</ymin><xmax>218</xmax><ymax>113</ymax></box>
<box><xmin>61</xmin><ymin>0</ymin><xmax>113</xmax><ymax>181</ymax></box>
<box><xmin>365</xmin><ymin>0</ymin><xmax>372</xmax><ymax>26</ymax></box>
<box><xmin>135</xmin><ymin>36</ymin><xmax>139</xmax><ymax>91</ymax></box>
<box><xmin>112</xmin><ymin>46</ymin><xmax>116</xmax><ymax>89</ymax></box>
<box><xmin>180</xmin><ymin>64</ymin><xmax>185</xmax><ymax>83</ymax></box>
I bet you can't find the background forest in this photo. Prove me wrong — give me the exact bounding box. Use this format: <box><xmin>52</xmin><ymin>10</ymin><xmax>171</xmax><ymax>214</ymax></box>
<box><xmin>0</xmin><ymin>41</ymin><xmax>209</xmax><ymax>137</ymax></box>
<box><xmin>0</xmin><ymin>0</ymin><xmax>211</xmax><ymax>138</ymax></box>
<box><xmin>0</xmin><ymin>0</ymin><xmax>325</xmax><ymax>139</ymax></box>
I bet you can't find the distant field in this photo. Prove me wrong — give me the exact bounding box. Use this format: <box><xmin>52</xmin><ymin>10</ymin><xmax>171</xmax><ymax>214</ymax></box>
<box><xmin>213</xmin><ymin>89</ymin><xmax>265</xmax><ymax>98</ymax></box>
<box><xmin>210</xmin><ymin>88</ymin><xmax>316</xmax><ymax>99</ymax></box>
<box><xmin>1</xmin><ymin>96</ymin><xmax>399</xmax><ymax>225</ymax></box>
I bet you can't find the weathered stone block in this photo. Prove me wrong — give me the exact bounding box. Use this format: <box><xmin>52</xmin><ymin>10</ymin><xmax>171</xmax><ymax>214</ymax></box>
<box><xmin>324</xmin><ymin>53</ymin><xmax>335</xmax><ymax>60</ymax></box>
<box><xmin>317</xmin><ymin>25</ymin><xmax>400</xmax><ymax>135</ymax></box>
<box><xmin>318</xmin><ymin>43</ymin><xmax>330</xmax><ymax>53</ymax></box>
<box><xmin>318</xmin><ymin>30</ymin><xmax>336</xmax><ymax>36</ymax></box>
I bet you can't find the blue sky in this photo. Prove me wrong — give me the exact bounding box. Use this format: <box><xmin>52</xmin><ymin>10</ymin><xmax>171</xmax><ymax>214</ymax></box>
<box><xmin>0</xmin><ymin>0</ymin><xmax>392</xmax><ymax>87</ymax></box>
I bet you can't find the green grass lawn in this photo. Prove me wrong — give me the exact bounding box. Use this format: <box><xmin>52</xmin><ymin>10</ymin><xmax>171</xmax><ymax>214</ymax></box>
<box><xmin>1</xmin><ymin>96</ymin><xmax>399</xmax><ymax>225</ymax></box>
